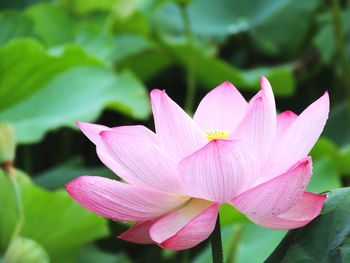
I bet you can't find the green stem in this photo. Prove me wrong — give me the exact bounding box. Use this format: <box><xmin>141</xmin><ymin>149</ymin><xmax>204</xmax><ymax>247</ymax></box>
<box><xmin>211</xmin><ymin>214</ymin><xmax>224</xmax><ymax>263</ymax></box>
<box><xmin>3</xmin><ymin>165</ymin><xmax>25</xmax><ymax>261</ymax></box>
<box><xmin>180</xmin><ymin>4</ymin><xmax>196</xmax><ymax>114</ymax></box>
<box><xmin>332</xmin><ymin>0</ymin><xmax>350</xmax><ymax>106</ymax></box>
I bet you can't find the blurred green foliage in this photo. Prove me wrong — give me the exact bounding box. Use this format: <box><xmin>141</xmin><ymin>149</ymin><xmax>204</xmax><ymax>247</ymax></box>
<box><xmin>0</xmin><ymin>0</ymin><xmax>349</xmax><ymax>262</ymax></box>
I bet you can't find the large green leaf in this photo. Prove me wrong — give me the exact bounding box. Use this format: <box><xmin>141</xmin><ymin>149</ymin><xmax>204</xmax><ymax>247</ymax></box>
<box><xmin>77</xmin><ymin>245</ymin><xmax>131</xmax><ymax>263</ymax></box>
<box><xmin>0</xmin><ymin>11</ymin><xmax>34</xmax><ymax>46</ymax></box>
<box><xmin>34</xmin><ymin>157</ymin><xmax>114</xmax><ymax>189</ymax></box>
<box><xmin>169</xmin><ymin>42</ymin><xmax>295</xmax><ymax>96</ymax></box>
<box><xmin>24</xmin><ymin>3</ymin><xmax>75</xmax><ymax>46</ymax></box>
<box><xmin>0</xmin><ymin>39</ymin><xmax>100</xmax><ymax>112</ymax></box>
<box><xmin>0</xmin><ymin>170</ymin><xmax>109</xmax><ymax>263</ymax></box>
<box><xmin>156</xmin><ymin>0</ymin><xmax>319</xmax><ymax>55</ymax></box>
<box><xmin>265</xmin><ymin>187</ymin><xmax>350</xmax><ymax>262</ymax></box>
<box><xmin>0</xmin><ymin>39</ymin><xmax>150</xmax><ymax>143</ymax></box>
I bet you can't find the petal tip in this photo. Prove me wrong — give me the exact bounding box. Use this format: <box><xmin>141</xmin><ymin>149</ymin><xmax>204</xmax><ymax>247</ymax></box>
<box><xmin>281</xmin><ymin>110</ymin><xmax>297</xmax><ymax>117</ymax></box>
<box><xmin>150</xmin><ymin>89</ymin><xmax>166</xmax><ymax>98</ymax></box>
<box><xmin>65</xmin><ymin>176</ymin><xmax>83</xmax><ymax>196</ymax></box>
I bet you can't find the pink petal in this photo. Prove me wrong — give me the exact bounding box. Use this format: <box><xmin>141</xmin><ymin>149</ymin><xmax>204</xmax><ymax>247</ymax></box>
<box><xmin>193</xmin><ymin>81</ymin><xmax>247</xmax><ymax>132</ymax></box>
<box><xmin>76</xmin><ymin>121</ymin><xmax>109</xmax><ymax>144</ymax></box>
<box><xmin>265</xmin><ymin>92</ymin><xmax>329</xmax><ymax>180</ymax></box>
<box><xmin>276</xmin><ymin>110</ymin><xmax>297</xmax><ymax>141</ymax></box>
<box><xmin>100</xmin><ymin>128</ymin><xmax>181</xmax><ymax>193</ymax></box>
<box><xmin>178</xmin><ymin>140</ymin><xmax>257</xmax><ymax>203</ymax></box>
<box><xmin>231</xmin><ymin>157</ymin><xmax>312</xmax><ymax>217</ymax></box>
<box><xmin>66</xmin><ymin>176</ymin><xmax>187</xmax><ymax>221</ymax></box>
<box><xmin>150</xmin><ymin>199</ymin><xmax>219</xmax><ymax>250</ymax></box>
<box><xmin>77</xmin><ymin>121</ymin><xmax>126</xmax><ymax>177</ymax></box>
<box><xmin>232</xmin><ymin>77</ymin><xmax>276</xmax><ymax>161</ymax></box>
<box><xmin>249</xmin><ymin>192</ymin><xmax>326</xmax><ymax>229</ymax></box>
<box><xmin>150</xmin><ymin>89</ymin><xmax>207</xmax><ymax>162</ymax></box>
<box><xmin>118</xmin><ymin>220</ymin><xmax>155</xmax><ymax>244</ymax></box>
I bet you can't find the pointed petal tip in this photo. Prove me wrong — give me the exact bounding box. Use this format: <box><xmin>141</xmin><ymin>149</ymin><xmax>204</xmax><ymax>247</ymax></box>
<box><xmin>290</xmin><ymin>156</ymin><xmax>312</xmax><ymax>170</ymax></box>
<box><xmin>65</xmin><ymin>176</ymin><xmax>83</xmax><ymax>196</ymax></box>
<box><xmin>219</xmin><ymin>81</ymin><xmax>234</xmax><ymax>89</ymax></box>
<box><xmin>150</xmin><ymin>89</ymin><xmax>166</xmax><ymax>98</ymax></box>
<box><xmin>281</xmin><ymin>110</ymin><xmax>297</xmax><ymax>117</ymax></box>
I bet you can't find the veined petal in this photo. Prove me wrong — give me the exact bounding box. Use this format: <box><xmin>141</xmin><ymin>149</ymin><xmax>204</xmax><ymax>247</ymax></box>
<box><xmin>232</xmin><ymin>77</ymin><xmax>276</xmax><ymax>160</ymax></box>
<box><xmin>265</xmin><ymin>92</ymin><xmax>329</xmax><ymax>180</ymax></box>
<box><xmin>77</xmin><ymin>122</ymin><xmax>127</xmax><ymax>177</ymax></box>
<box><xmin>249</xmin><ymin>192</ymin><xmax>326</xmax><ymax>229</ymax></box>
<box><xmin>179</xmin><ymin>140</ymin><xmax>257</xmax><ymax>203</ymax></box>
<box><xmin>193</xmin><ymin>81</ymin><xmax>247</xmax><ymax>132</ymax></box>
<box><xmin>100</xmin><ymin>128</ymin><xmax>181</xmax><ymax>193</ymax></box>
<box><xmin>150</xmin><ymin>199</ymin><xmax>218</xmax><ymax>250</ymax></box>
<box><xmin>276</xmin><ymin>111</ymin><xmax>297</xmax><ymax>142</ymax></box>
<box><xmin>231</xmin><ymin>157</ymin><xmax>312</xmax><ymax>217</ymax></box>
<box><xmin>66</xmin><ymin>176</ymin><xmax>187</xmax><ymax>221</ymax></box>
<box><xmin>118</xmin><ymin>221</ymin><xmax>155</xmax><ymax>244</ymax></box>
<box><xmin>150</xmin><ymin>89</ymin><xmax>207</xmax><ymax>161</ymax></box>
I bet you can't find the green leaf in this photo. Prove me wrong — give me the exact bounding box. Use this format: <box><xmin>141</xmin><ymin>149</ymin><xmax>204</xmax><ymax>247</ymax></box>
<box><xmin>169</xmin><ymin>42</ymin><xmax>295</xmax><ymax>96</ymax></box>
<box><xmin>324</xmin><ymin>102</ymin><xmax>350</xmax><ymax>146</ymax></box>
<box><xmin>0</xmin><ymin>170</ymin><xmax>109</xmax><ymax>263</ymax></box>
<box><xmin>74</xmin><ymin>26</ymin><xmax>118</xmax><ymax>66</ymax></box>
<box><xmin>77</xmin><ymin>244</ymin><xmax>131</xmax><ymax>263</ymax></box>
<box><xmin>311</xmin><ymin>137</ymin><xmax>350</xmax><ymax>176</ymax></box>
<box><xmin>307</xmin><ymin>157</ymin><xmax>341</xmax><ymax>193</ymax></box>
<box><xmin>0</xmin><ymin>10</ymin><xmax>34</xmax><ymax>46</ymax></box>
<box><xmin>0</xmin><ymin>39</ymin><xmax>150</xmax><ymax>144</ymax></box>
<box><xmin>4</xmin><ymin>237</ymin><xmax>49</xmax><ymax>263</ymax></box>
<box><xmin>60</xmin><ymin>0</ymin><xmax>117</xmax><ymax>16</ymax></box>
<box><xmin>265</xmin><ymin>187</ymin><xmax>350</xmax><ymax>262</ymax></box>
<box><xmin>313</xmin><ymin>10</ymin><xmax>350</xmax><ymax>64</ymax></box>
<box><xmin>156</xmin><ymin>0</ymin><xmax>319</xmax><ymax>55</ymax></box>
<box><xmin>0</xmin><ymin>39</ymin><xmax>100</xmax><ymax>112</ymax></box>
<box><xmin>34</xmin><ymin>157</ymin><xmax>114</xmax><ymax>189</ymax></box>
<box><xmin>24</xmin><ymin>3</ymin><xmax>75</xmax><ymax>46</ymax></box>
<box><xmin>219</xmin><ymin>204</ymin><xmax>249</xmax><ymax>226</ymax></box>
<box><xmin>194</xmin><ymin>223</ymin><xmax>286</xmax><ymax>263</ymax></box>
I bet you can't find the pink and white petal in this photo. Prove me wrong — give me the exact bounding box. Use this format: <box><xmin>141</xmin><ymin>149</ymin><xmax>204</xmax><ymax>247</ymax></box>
<box><xmin>150</xmin><ymin>199</ymin><xmax>219</xmax><ymax>250</ymax></box>
<box><xmin>232</xmin><ymin>79</ymin><xmax>276</xmax><ymax>161</ymax></box>
<box><xmin>76</xmin><ymin>121</ymin><xmax>109</xmax><ymax>145</ymax></box>
<box><xmin>118</xmin><ymin>221</ymin><xmax>155</xmax><ymax>244</ymax></box>
<box><xmin>77</xmin><ymin>122</ymin><xmax>156</xmax><ymax>182</ymax></box>
<box><xmin>66</xmin><ymin>176</ymin><xmax>187</xmax><ymax>221</ymax></box>
<box><xmin>100</xmin><ymin>128</ymin><xmax>181</xmax><ymax>193</ymax></box>
<box><xmin>276</xmin><ymin>111</ymin><xmax>298</xmax><ymax>141</ymax></box>
<box><xmin>248</xmin><ymin>192</ymin><xmax>326</xmax><ymax>229</ymax></box>
<box><xmin>260</xmin><ymin>76</ymin><xmax>276</xmax><ymax>107</ymax></box>
<box><xmin>193</xmin><ymin>81</ymin><xmax>247</xmax><ymax>132</ymax></box>
<box><xmin>265</xmin><ymin>92</ymin><xmax>329</xmax><ymax>180</ymax></box>
<box><xmin>179</xmin><ymin>140</ymin><xmax>257</xmax><ymax>203</ymax></box>
<box><xmin>150</xmin><ymin>89</ymin><xmax>207</xmax><ymax>162</ymax></box>
<box><xmin>77</xmin><ymin>122</ymin><xmax>123</xmax><ymax>175</ymax></box>
<box><xmin>231</xmin><ymin>157</ymin><xmax>312</xmax><ymax>217</ymax></box>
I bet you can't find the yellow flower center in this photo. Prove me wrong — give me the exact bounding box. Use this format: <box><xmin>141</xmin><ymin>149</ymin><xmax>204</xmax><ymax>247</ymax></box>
<box><xmin>206</xmin><ymin>130</ymin><xmax>230</xmax><ymax>141</ymax></box>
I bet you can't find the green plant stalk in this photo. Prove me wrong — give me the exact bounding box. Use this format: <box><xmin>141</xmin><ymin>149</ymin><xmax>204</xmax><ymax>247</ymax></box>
<box><xmin>332</xmin><ymin>0</ymin><xmax>350</xmax><ymax>107</ymax></box>
<box><xmin>211</xmin><ymin>214</ymin><xmax>224</xmax><ymax>263</ymax></box>
<box><xmin>180</xmin><ymin>4</ymin><xmax>197</xmax><ymax>114</ymax></box>
<box><xmin>3</xmin><ymin>165</ymin><xmax>25</xmax><ymax>261</ymax></box>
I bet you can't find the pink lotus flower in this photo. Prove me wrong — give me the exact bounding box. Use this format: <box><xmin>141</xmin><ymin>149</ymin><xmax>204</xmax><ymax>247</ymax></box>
<box><xmin>66</xmin><ymin>77</ymin><xmax>329</xmax><ymax>250</ymax></box>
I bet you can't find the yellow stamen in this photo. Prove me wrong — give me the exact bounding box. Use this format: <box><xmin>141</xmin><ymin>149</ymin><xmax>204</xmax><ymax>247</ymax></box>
<box><xmin>206</xmin><ymin>130</ymin><xmax>230</xmax><ymax>141</ymax></box>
